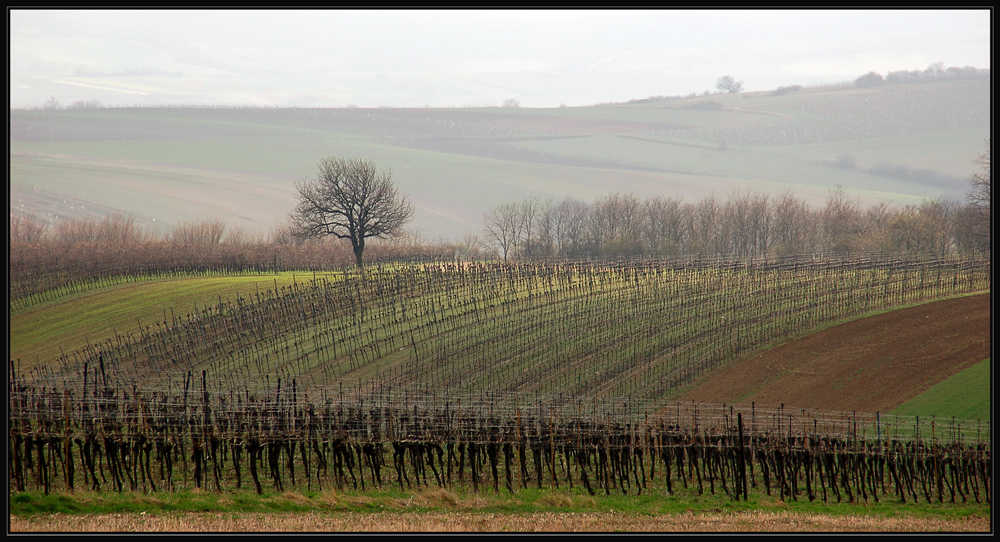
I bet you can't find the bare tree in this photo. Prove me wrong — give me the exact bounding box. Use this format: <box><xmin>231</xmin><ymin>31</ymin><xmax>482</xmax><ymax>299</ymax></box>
<box><xmin>771</xmin><ymin>191</ymin><xmax>817</xmax><ymax>256</ymax></box>
<box><xmin>966</xmin><ymin>139</ymin><xmax>991</xmax><ymax>251</ymax></box>
<box><xmin>856</xmin><ymin>202</ymin><xmax>893</xmax><ymax>253</ymax></box>
<box><xmin>51</xmin><ymin>212</ymin><xmax>150</xmax><ymax>245</ymax></box>
<box><xmin>53</xmin><ymin>217</ymin><xmax>98</xmax><ymax>243</ymax></box>
<box><xmin>591</xmin><ymin>192</ymin><xmax>644</xmax><ymax>256</ymax></box>
<box><xmin>518</xmin><ymin>198</ymin><xmax>542</xmax><ymax>258</ymax></box>
<box><xmin>969</xmin><ymin>140</ymin><xmax>991</xmax><ymax>209</ymax></box>
<box><xmin>953</xmin><ymin>204</ymin><xmax>985</xmax><ymax>253</ymax></box>
<box><xmin>885</xmin><ymin>201</ymin><xmax>954</xmax><ymax>256</ymax></box>
<box><xmin>457</xmin><ymin>232</ymin><xmax>484</xmax><ymax>261</ymax></box>
<box><xmin>483</xmin><ymin>202</ymin><xmax>524</xmax><ymax>262</ymax></box>
<box><xmin>821</xmin><ymin>186</ymin><xmax>863</xmax><ymax>254</ymax></box>
<box><xmin>269</xmin><ymin>218</ymin><xmax>305</xmax><ymax>245</ymax></box>
<box><xmin>9</xmin><ymin>212</ymin><xmax>49</xmax><ymax>244</ymax></box>
<box><xmin>887</xmin><ymin>205</ymin><xmax>922</xmax><ymax>253</ymax></box>
<box><xmin>920</xmin><ymin>198</ymin><xmax>957</xmax><ymax>257</ymax></box>
<box><xmin>554</xmin><ymin>198</ymin><xmax>591</xmax><ymax>257</ymax></box>
<box><xmin>643</xmin><ymin>196</ymin><xmax>686</xmax><ymax>256</ymax></box>
<box><xmin>722</xmin><ymin>191</ymin><xmax>753</xmax><ymax>257</ymax></box>
<box><xmin>172</xmin><ymin>219</ymin><xmax>227</xmax><ymax>245</ymax></box>
<box><xmin>716</xmin><ymin>76</ymin><xmax>743</xmax><ymax>93</ymax></box>
<box><xmin>531</xmin><ymin>199</ymin><xmax>556</xmax><ymax>258</ymax></box>
<box><xmin>99</xmin><ymin>212</ymin><xmax>150</xmax><ymax>245</ymax></box>
<box><xmin>292</xmin><ymin>157</ymin><xmax>414</xmax><ymax>269</ymax></box>
<box><xmin>688</xmin><ymin>196</ymin><xmax>723</xmax><ymax>256</ymax></box>
<box><xmin>223</xmin><ymin>225</ymin><xmax>263</xmax><ymax>245</ymax></box>
<box><xmin>748</xmin><ymin>192</ymin><xmax>772</xmax><ymax>257</ymax></box>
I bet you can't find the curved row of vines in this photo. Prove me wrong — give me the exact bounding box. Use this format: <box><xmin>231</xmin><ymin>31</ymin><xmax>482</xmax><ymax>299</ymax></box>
<box><xmin>21</xmin><ymin>254</ymin><xmax>991</xmax><ymax>403</ymax></box>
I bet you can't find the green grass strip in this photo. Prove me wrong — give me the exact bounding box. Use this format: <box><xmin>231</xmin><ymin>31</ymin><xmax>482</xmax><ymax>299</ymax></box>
<box><xmin>9</xmin><ymin>486</ymin><xmax>991</xmax><ymax>520</ymax></box>
<box><xmin>891</xmin><ymin>358</ymin><xmax>991</xmax><ymax>422</ymax></box>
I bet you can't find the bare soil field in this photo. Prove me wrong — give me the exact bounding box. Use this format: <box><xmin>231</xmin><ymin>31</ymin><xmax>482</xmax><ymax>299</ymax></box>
<box><xmin>682</xmin><ymin>293</ymin><xmax>991</xmax><ymax>412</ymax></box>
<box><xmin>9</xmin><ymin>511</ymin><xmax>990</xmax><ymax>533</ymax></box>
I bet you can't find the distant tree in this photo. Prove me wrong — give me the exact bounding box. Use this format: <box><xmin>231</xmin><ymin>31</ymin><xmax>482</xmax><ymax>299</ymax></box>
<box><xmin>501</xmin><ymin>98</ymin><xmax>521</xmax><ymax>108</ymax></box>
<box><xmin>43</xmin><ymin>96</ymin><xmax>61</xmax><ymax>110</ymax></box>
<box><xmin>456</xmin><ymin>232</ymin><xmax>484</xmax><ymax>261</ymax></box>
<box><xmin>688</xmin><ymin>196</ymin><xmax>723</xmax><ymax>256</ymax></box>
<box><xmin>887</xmin><ymin>199</ymin><xmax>955</xmax><ymax>256</ymax></box>
<box><xmin>9</xmin><ymin>212</ymin><xmax>48</xmax><ymax>244</ymax></box>
<box><xmin>770</xmin><ymin>190</ymin><xmax>818</xmax><ymax>256</ymax></box>
<box><xmin>269</xmin><ymin>218</ymin><xmax>305</xmax><ymax>245</ymax></box>
<box><xmin>768</xmin><ymin>85</ymin><xmax>801</xmax><ymax>97</ymax></box>
<box><xmin>530</xmin><ymin>199</ymin><xmax>557</xmax><ymax>258</ymax></box>
<box><xmin>483</xmin><ymin>202</ymin><xmax>524</xmax><ymax>262</ymax></box>
<box><xmin>885</xmin><ymin>69</ymin><xmax>921</xmax><ymax>84</ymax></box>
<box><xmin>965</xmin><ymin>139</ymin><xmax>991</xmax><ymax>251</ymax></box>
<box><xmin>643</xmin><ymin>196</ymin><xmax>686</xmax><ymax>256</ymax></box>
<box><xmin>518</xmin><ymin>197</ymin><xmax>543</xmax><ymax>257</ymax></box>
<box><xmin>50</xmin><ymin>212</ymin><xmax>150</xmax><ymax>245</ymax></box>
<box><xmin>553</xmin><ymin>198</ymin><xmax>591</xmax><ymax>256</ymax></box>
<box><xmin>171</xmin><ymin>219</ymin><xmax>227</xmax><ymax>245</ymax></box>
<box><xmin>923</xmin><ymin>61</ymin><xmax>945</xmax><ymax>78</ymax></box>
<box><xmin>591</xmin><ymin>193</ymin><xmax>644</xmax><ymax>256</ymax></box>
<box><xmin>68</xmin><ymin>99</ymin><xmax>103</xmax><ymax>109</ymax></box>
<box><xmin>821</xmin><ymin>186</ymin><xmax>863</xmax><ymax>253</ymax></box>
<box><xmin>715</xmin><ymin>76</ymin><xmax>744</xmax><ymax>93</ymax></box>
<box><xmin>292</xmin><ymin>157</ymin><xmax>414</xmax><ymax>269</ymax></box>
<box><xmin>969</xmin><ymin>139</ymin><xmax>991</xmax><ymax>211</ymax></box>
<box><xmin>854</xmin><ymin>72</ymin><xmax>885</xmax><ymax>87</ymax></box>
<box><xmin>222</xmin><ymin>225</ymin><xmax>258</xmax><ymax>245</ymax></box>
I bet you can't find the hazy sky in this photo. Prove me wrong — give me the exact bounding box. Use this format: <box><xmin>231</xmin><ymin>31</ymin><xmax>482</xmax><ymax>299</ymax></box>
<box><xmin>10</xmin><ymin>9</ymin><xmax>991</xmax><ymax>108</ymax></box>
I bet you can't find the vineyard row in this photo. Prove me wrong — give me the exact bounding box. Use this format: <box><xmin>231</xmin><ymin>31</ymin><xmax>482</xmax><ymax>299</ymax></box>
<box><xmin>9</xmin><ymin>386</ymin><xmax>990</xmax><ymax>504</ymax></box>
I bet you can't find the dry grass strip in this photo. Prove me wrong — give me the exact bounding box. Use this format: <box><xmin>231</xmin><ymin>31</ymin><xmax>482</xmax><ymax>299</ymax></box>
<box><xmin>10</xmin><ymin>511</ymin><xmax>990</xmax><ymax>533</ymax></box>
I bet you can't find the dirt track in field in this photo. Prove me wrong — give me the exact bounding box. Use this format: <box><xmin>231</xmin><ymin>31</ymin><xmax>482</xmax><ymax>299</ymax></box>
<box><xmin>682</xmin><ymin>293</ymin><xmax>991</xmax><ymax>412</ymax></box>
<box><xmin>9</xmin><ymin>511</ymin><xmax>990</xmax><ymax>533</ymax></box>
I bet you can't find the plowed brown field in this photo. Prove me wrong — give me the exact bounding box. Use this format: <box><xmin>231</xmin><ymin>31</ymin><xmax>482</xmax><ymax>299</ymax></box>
<box><xmin>682</xmin><ymin>293</ymin><xmax>991</xmax><ymax>412</ymax></box>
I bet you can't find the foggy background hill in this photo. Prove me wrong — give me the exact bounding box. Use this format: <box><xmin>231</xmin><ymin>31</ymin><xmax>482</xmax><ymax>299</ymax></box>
<box><xmin>9</xmin><ymin>9</ymin><xmax>990</xmax><ymax>243</ymax></box>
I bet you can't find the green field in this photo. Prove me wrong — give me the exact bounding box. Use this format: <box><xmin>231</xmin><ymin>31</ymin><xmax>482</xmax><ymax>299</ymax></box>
<box><xmin>891</xmin><ymin>358</ymin><xmax>991</xmax><ymax>421</ymax></box>
<box><xmin>10</xmin><ymin>78</ymin><xmax>989</xmax><ymax>241</ymax></box>
<box><xmin>10</xmin><ymin>271</ymin><xmax>344</xmax><ymax>368</ymax></box>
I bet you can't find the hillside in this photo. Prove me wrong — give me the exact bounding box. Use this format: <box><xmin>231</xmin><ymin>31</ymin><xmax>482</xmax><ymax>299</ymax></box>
<box><xmin>9</xmin><ymin>78</ymin><xmax>989</xmax><ymax>241</ymax></box>
<box><xmin>681</xmin><ymin>293</ymin><xmax>991</xmax><ymax>413</ymax></box>
<box><xmin>14</xmin><ymin>256</ymin><xmax>990</xmax><ymax>407</ymax></box>
<box><xmin>9</xmin><ymin>258</ymin><xmax>992</xmax><ymax>506</ymax></box>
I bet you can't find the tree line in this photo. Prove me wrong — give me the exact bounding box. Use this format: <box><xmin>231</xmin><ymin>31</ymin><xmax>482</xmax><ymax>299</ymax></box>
<box><xmin>473</xmin><ymin>139</ymin><xmax>989</xmax><ymax>262</ymax></box>
<box><xmin>856</xmin><ymin>62</ymin><xmax>990</xmax><ymax>88</ymax></box>
<box><xmin>476</xmin><ymin>188</ymin><xmax>989</xmax><ymax>263</ymax></box>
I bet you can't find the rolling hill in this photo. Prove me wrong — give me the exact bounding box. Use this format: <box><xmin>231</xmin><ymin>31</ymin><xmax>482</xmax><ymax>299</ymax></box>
<box><xmin>13</xmin><ymin>255</ymin><xmax>990</xmax><ymax>413</ymax></box>
<box><xmin>10</xmin><ymin>77</ymin><xmax>989</xmax><ymax>242</ymax></box>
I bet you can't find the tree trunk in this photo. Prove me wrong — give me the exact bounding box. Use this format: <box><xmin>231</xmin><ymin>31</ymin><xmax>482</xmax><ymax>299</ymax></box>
<box><xmin>353</xmin><ymin>239</ymin><xmax>365</xmax><ymax>269</ymax></box>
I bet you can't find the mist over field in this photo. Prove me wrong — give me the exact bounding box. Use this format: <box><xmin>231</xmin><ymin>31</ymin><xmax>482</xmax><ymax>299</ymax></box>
<box><xmin>9</xmin><ymin>9</ymin><xmax>991</xmax><ymax>243</ymax></box>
